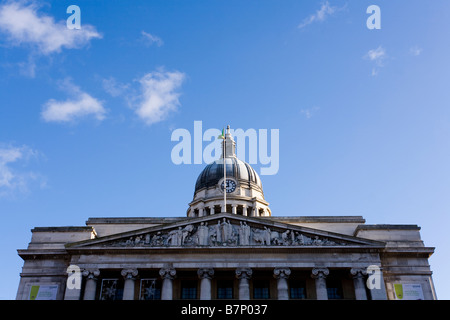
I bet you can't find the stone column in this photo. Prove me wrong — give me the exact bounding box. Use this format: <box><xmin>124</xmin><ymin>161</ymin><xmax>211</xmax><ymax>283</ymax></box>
<box><xmin>82</xmin><ymin>269</ymin><xmax>100</xmax><ymax>300</ymax></box>
<box><xmin>242</xmin><ymin>205</ymin><xmax>248</xmax><ymax>216</ymax></box>
<box><xmin>209</xmin><ymin>206</ymin><xmax>214</xmax><ymax>215</ymax></box>
<box><xmin>198</xmin><ymin>268</ymin><xmax>214</xmax><ymax>300</ymax></box>
<box><xmin>198</xmin><ymin>206</ymin><xmax>204</xmax><ymax>217</ymax></box>
<box><xmin>235</xmin><ymin>268</ymin><xmax>252</xmax><ymax>300</ymax></box>
<box><xmin>159</xmin><ymin>267</ymin><xmax>176</xmax><ymax>300</ymax></box>
<box><xmin>311</xmin><ymin>268</ymin><xmax>329</xmax><ymax>300</ymax></box>
<box><xmin>231</xmin><ymin>204</ymin><xmax>237</xmax><ymax>215</ymax></box>
<box><xmin>350</xmin><ymin>268</ymin><xmax>368</xmax><ymax>300</ymax></box>
<box><xmin>251</xmin><ymin>207</ymin><xmax>257</xmax><ymax>217</ymax></box>
<box><xmin>121</xmin><ymin>268</ymin><xmax>138</xmax><ymax>300</ymax></box>
<box><xmin>221</xmin><ymin>203</ymin><xmax>226</xmax><ymax>213</ymax></box>
<box><xmin>274</xmin><ymin>268</ymin><xmax>291</xmax><ymax>300</ymax></box>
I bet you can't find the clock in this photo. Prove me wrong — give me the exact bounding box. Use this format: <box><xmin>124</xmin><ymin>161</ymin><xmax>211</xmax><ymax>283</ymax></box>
<box><xmin>220</xmin><ymin>179</ymin><xmax>237</xmax><ymax>193</ymax></box>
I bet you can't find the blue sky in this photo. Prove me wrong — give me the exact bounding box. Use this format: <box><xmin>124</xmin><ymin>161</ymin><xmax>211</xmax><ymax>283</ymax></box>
<box><xmin>1</xmin><ymin>0</ymin><xmax>449</xmax><ymax>300</ymax></box>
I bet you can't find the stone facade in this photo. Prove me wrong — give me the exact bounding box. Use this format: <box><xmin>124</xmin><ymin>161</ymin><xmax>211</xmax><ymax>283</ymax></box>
<box><xmin>16</xmin><ymin>214</ymin><xmax>437</xmax><ymax>300</ymax></box>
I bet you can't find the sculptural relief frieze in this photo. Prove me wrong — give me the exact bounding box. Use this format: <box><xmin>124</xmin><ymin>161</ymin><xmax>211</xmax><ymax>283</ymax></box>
<box><xmin>103</xmin><ymin>218</ymin><xmax>347</xmax><ymax>248</ymax></box>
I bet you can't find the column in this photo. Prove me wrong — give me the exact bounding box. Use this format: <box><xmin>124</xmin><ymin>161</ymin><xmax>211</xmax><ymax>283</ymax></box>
<box><xmin>242</xmin><ymin>205</ymin><xmax>248</xmax><ymax>216</ymax></box>
<box><xmin>231</xmin><ymin>204</ymin><xmax>237</xmax><ymax>215</ymax></box>
<box><xmin>159</xmin><ymin>266</ymin><xmax>176</xmax><ymax>300</ymax></box>
<box><xmin>273</xmin><ymin>268</ymin><xmax>291</xmax><ymax>300</ymax></box>
<box><xmin>251</xmin><ymin>207</ymin><xmax>257</xmax><ymax>217</ymax></box>
<box><xmin>82</xmin><ymin>269</ymin><xmax>100</xmax><ymax>300</ymax></box>
<box><xmin>311</xmin><ymin>268</ymin><xmax>329</xmax><ymax>300</ymax></box>
<box><xmin>350</xmin><ymin>268</ymin><xmax>368</xmax><ymax>300</ymax></box>
<box><xmin>209</xmin><ymin>206</ymin><xmax>214</xmax><ymax>215</ymax></box>
<box><xmin>198</xmin><ymin>268</ymin><xmax>214</xmax><ymax>300</ymax></box>
<box><xmin>235</xmin><ymin>268</ymin><xmax>252</xmax><ymax>300</ymax></box>
<box><xmin>221</xmin><ymin>203</ymin><xmax>226</xmax><ymax>213</ymax></box>
<box><xmin>198</xmin><ymin>206</ymin><xmax>204</xmax><ymax>217</ymax></box>
<box><xmin>121</xmin><ymin>268</ymin><xmax>138</xmax><ymax>300</ymax></box>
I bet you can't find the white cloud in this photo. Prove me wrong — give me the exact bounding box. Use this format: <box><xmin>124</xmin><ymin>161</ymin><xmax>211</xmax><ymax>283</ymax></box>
<box><xmin>298</xmin><ymin>1</ymin><xmax>343</xmax><ymax>29</ymax></box>
<box><xmin>132</xmin><ymin>69</ymin><xmax>186</xmax><ymax>125</ymax></box>
<box><xmin>366</xmin><ymin>46</ymin><xmax>386</xmax><ymax>64</ymax></box>
<box><xmin>300</xmin><ymin>106</ymin><xmax>320</xmax><ymax>119</ymax></box>
<box><xmin>141</xmin><ymin>31</ymin><xmax>163</xmax><ymax>47</ymax></box>
<box><xmin>102</xmin><ymin>77</ymin><xmax>130</xmax><ymax>97</ymax></box>
<box><xmin>0</xmin><ymin>2</ymin><xmax>101</xmax><ymax>55</ymax></box>
<box><xmin>410</xmin><ymin>46</ymin><xmax>423</xmax><ymax>56</ymax></box>
<box><xmin>364</xmin><ymin>46</ymin><xmax>387</xmax><ymax>76</ymax></box>
<box><xmin>42</xmin><ymin>79</ymin><xmax>106</xmax><ymax>123</ymax></box>
<box><xmin>0</xmin><ymin>144</ymin><xmax>45</xmax><ymax>198</ymax></box>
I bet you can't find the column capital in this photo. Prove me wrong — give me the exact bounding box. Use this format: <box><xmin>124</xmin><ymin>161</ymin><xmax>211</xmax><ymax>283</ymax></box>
<box><xmin>350</xmin><ymin>268</ymin><xmax>367</xmax><ymax>278</ymax></box>
<box><xmin>82</xmin><ymin>269</ymin><xmax>100</xmax><ymax>280</ymax></box>
<box><xmin>273</xmin><ymin>267</ymin><xmax>291</xmax><ymax>280</ymax></box>
<box><xmin>311</xmin><ymin>267</ymin><xmax>329</xmax><ymax>279</ymax></box>
<box><xmin>235</xmin><ymin>267</ymin><xmax>253</xmax><ymax>280</ymax></box>
<box><xmin>159</xmin><ymin>267</ymin><xmax>176</xmax><ymax>280</ymax></box>
<box><xmin>121</xmin><ymin>268</ymin><xmax>138</xmax><ymax>280</ymax></box>
<box><xmin>197</xmin><ymin>268</ymin><xmax>214</xmax><ymax>280</ymax></box>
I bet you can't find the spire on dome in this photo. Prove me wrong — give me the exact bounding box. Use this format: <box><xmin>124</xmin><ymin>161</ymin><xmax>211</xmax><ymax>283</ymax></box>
<box><xmin>222</xmin><ymin>125</ymin><xmax>236</xmax><ymax>158</ymax></box>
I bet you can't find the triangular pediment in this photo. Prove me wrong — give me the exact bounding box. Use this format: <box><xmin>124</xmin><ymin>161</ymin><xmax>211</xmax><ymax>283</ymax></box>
<box><xmin>66</xmin><ymin>213</ymin><xmax>385</xmax><ymax>249</ymax></box>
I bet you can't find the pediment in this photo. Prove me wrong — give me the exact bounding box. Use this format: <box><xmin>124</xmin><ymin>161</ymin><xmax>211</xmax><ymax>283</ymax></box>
<box><xmin>66</xmin><ymin>213</ymin><xmax>385</xmax><ymax>249</ymax></box>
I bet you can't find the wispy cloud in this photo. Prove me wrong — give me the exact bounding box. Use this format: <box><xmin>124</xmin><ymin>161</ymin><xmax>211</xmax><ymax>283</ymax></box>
<box><xmin>102</xmin><ymin>77</ymin><xmax>130</xmax><ymax>97</ymax></box>
<box><xmin>0</xmin><ymin>144</ymin><xmax>45</xmax><ymax>198</ymax></box>
<box><xmin>298</xmin><ymin>1</ymin><xmax>344</xmax><ymax>29</ymax></box>
<box><xmin>41</xmin><ymin>79</ymin><xmax>107</xmax><ymax>123</ymax></box>
<box><xmin>410</xmin><ymin>46</ymin><xmax>423</xmax><ymax>56</ymax></box>
<box><xmin>364</xmin><ymin>46</ymin><xmax>387</xmax><ymax>76</ymax></box>
<box><xmin>141</xmin><ymin>31</ymin><xmax>163</xmax><ymax>47</ymax></box>
<box><xmin>0</xmin><ymin>2</ymin><xmax>101</xmax><ymax>55</ymax></box>
<box><xmin>131</xmin><ymin>69</ymin><xmax>186</xmax><ymax>125</ymax></box>
<box><xmin>300</xmin><ymin>106</ymin><xmax>320</xmax><ymax>119</ymax></box>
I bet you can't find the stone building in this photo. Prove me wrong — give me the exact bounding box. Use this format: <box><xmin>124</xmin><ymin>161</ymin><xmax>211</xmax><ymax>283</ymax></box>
<box><xmin>16</xmin><ymin>127</ymin><xmax>437</xmax><ymax>300</ymax></box>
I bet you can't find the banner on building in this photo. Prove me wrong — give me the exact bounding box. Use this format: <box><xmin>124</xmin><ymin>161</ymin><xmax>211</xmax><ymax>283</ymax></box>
<box><xmin>28</xmin><ymin>285</ymin><xmax>58</xmax><ymax>300</ymax></box>
<box><xmin>393</xmin><ymin>283</ymin><xmax>424</xmax><ymax>300</ymax></box>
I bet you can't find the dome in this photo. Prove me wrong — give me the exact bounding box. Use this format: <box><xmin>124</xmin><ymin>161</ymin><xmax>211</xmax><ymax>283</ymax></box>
<box><xmin>188</xmin><ymin>125</ymin><xmax>270</xmax><ymax>218</ymax></box>
<box><xmin>194</xmin><ymin>157</ymin><xmax>263</xmax><ymax>194</ymax></box>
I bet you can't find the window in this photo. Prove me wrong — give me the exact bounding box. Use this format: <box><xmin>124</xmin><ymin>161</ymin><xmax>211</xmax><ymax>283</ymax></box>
<box><xmin>100</xmin><ymin>279</ymin><xmax>123</xmax><ymax>300</ymax></box>
<box><xmin>181</xmin><ymin>280</ymin><xmax>198</xmax><ymax>299</ymax></box>
<box><xmin>217</xmin><ymin>281</ymin><xmax>233</xmax><ymax>299</ymax></box>
<box><xmin>289</xmin><ymin>280</ymin><xmax>307</xmax><ymax>299</ymax></box>
<box><xmin>140</xmin><ymin>279</ymin><xmax>161</xmax><ymax>300</ymax></box>
<box><xmin>326</xmin><ymin>279</ymin><xmax>343</xmax><ymax>299</ymax></box>
<box><xmin>253</xmin><ymin>280</ymin><xmax>270</xmax><ymax>299</ymax></box>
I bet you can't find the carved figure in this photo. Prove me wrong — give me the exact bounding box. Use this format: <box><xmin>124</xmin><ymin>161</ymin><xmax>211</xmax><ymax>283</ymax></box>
<box><xmin>196</xmin><ymin>222</ymin><xmax>209</xmax><ymax>246</ymax></box>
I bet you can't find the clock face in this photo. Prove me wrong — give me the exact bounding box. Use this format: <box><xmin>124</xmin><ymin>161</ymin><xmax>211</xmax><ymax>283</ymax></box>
<box><xmin>220</xmin><ymin>179</ymin><xmax>236</xmax><ymax>193</ymax></box>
